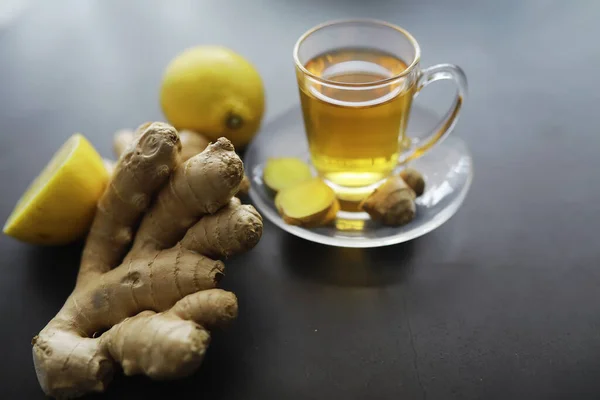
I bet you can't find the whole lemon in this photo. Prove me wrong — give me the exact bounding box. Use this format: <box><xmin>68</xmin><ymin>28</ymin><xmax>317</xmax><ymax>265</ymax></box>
<box><xmin>160</xmin><ymin>46</ymin><xmax>265</xmax><ymax>149</ymax></box>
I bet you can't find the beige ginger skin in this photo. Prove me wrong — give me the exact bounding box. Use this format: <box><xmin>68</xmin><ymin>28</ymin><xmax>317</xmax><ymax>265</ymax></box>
<box><xmin>114</xmin><ymin>127</ymin><xmax>250</xmax><ymax>196</ymax></box>
<box><xmin>32</xmin><ymin>122</ymin><xmax>263</xmax><ymax>399</ymax></box>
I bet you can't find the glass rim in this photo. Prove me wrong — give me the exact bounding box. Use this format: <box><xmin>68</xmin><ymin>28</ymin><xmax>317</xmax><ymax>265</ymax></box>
<box><xmin>293</xmin><ymin>19</ymin><xmax>422</xmax><ymax>87</ymax></box>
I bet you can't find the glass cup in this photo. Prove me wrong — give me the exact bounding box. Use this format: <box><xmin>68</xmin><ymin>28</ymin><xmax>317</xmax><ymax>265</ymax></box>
<box><xmin>294</xmin><ymin>19</ymin><xmax>467</xmax><ymax>202</ymax></box>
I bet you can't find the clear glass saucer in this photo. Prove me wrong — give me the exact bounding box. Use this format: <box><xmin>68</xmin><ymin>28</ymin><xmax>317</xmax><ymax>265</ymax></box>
<box><xmin>244</xmin><ymin>104</ymin><xmax>473</xmax><ymax>248</ymax></box>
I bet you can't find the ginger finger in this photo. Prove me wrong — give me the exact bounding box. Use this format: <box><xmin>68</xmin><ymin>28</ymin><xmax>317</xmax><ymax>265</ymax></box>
<box><xmin>128</xmin><ymin>137</ymin><xmax>243</xmax><ymax>256</ymax></box>
<box><xmin>102</xmin><ymin>311</ymin><xmax>211</xmax><ymax>380</ymax></box>
<box><xmin>360</xmin><ymin>175</ymin><xmax>416</xmax><ymax>226</ymax></box>
<box><xmin>79</xmin><ymin>122</ymin><xmax>180</xmax><ymax>284</ymax></box>
<box><xmin>179</xmin><ymin>129</ymin><xmax>210</xmax><ymax>161</ymax></box>
<box><xmin>179</xmin><ymin>131</ymin><xmax>252</xmax><ymax>195</ymax></box>
<box><xmin>237</xmin><ymin>174</ymin><xmax>251</xmax><ymax>196</ymax></box>
<box><xmin>113</xmin><ymin>129</ymin><xmax>135</xmax><ymax>157</ymax></box>
<box><xmin>275</xmin><ymin>178</ymin><xmax>339</xmax><ymax>227</ymax></box>
<box><xmin>112</xmin><ymin>123</ymin><xmax>153</xmax><ymax>158</ymax></box>
<box><xmin>180</xmin><ymin>198</ymin><xmax>263</xmax><ymax>259</ymax></box>
<box><xmin>168</xmin><ymin>289</ymin><xmax>238</xmax><ymax>328</ymax></box>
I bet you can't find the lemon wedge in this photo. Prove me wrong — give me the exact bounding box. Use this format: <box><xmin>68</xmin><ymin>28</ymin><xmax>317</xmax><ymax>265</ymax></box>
<box><xmin>3</xmin><ymin>134</ymin><xmax>109</xmax><ymax>245</ymax></box>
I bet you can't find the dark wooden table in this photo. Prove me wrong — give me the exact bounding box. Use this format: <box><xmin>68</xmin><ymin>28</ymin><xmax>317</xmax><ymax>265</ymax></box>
<box><xmin>2</xmin><ymin>1</ymin><xmax>600</xmax><ymax>399</ymax></box>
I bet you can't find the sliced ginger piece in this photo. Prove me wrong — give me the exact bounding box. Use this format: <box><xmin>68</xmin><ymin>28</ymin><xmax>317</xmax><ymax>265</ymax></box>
<box><xmin>321</xmin><ymin>196</ymin><xmax>341</xmax><ymax>226</ymax></box>
<box><xmin>275</xmin><ymin>178</ymin><xmax>339</xmax><ymax>227</ymax></box>
<box><xmin>263</xmin><ymin>157</ymin><xmax>312</xmax><ymax>192</ymax></box>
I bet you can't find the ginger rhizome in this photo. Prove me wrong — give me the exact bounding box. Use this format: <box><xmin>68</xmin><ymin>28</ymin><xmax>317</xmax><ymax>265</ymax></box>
<box><xmin>360</xmin><ymin>175</ymin><xmax>416</xmax><ymax>226</ymax></box>
<box><xmin>114</xmin><ymin>127</ymin><xmax>250</xmax><ymax>196</ymax></box>
<box><xmin>263</xmin><ymin>157</ymin><xmax>312</xmax><ymax>192</ymax></box>
<box><xmin>275</xmin><ymin>178</ymin><xmax>339</xmax><ymax>227</ymax></box>
<box><xmin>178</xmin><ymin>129</ymin><xmax>210</xmax><ymax>161</ymax></box>
<box><xmin>399</xmin><ymin>168</ymin><xmax>425</xmax><ymax>197</ymax></box>
<box><xmin>360</xmin><ymin>168</ymin><xmax>426</xmax><ymax>226</ymax></box>
<box><xmin>114</xmin><ymin>127</ymin><xmax>209</xmax><ymax>165</ymax></box>
<box><xmin>32</xmin><ymin>122</ymin><xmax>263</xmax><ymax>399</ymax></box>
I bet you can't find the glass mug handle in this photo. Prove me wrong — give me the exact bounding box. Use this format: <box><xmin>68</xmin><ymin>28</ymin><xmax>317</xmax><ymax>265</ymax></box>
<box><xmin>399</xmin><ymin>64</ymin><xmax>468</xmax><ymax>164</ymax></box>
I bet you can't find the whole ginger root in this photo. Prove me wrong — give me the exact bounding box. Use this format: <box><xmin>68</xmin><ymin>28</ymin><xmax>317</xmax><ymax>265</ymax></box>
<box><xmin>32</xmin><ymin>122</ymin><xmax>263</xmax><ymax>399</ymax></box>
<box><xmin>114</xmin><ymin>128</ymin><xmax>250</xmax><ymax>195</ymax></box>
<box><xmin>360</xmin><ymin>175</ymin><xmax>416</xmax><ymax>226</ymax></box>
<box><xmin>399</xmin><ymin>168</ymin><xmax>425</xmax><ymax>197</ymax></box>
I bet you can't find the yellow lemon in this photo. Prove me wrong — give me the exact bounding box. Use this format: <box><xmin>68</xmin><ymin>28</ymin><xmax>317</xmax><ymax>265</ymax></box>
<box><xmin>160</xmin><ymin>46</ymin><xmax>265</xmax><ymax>149</ymax></box>
<box><xmin>3</xmin><ymin>134</ymin><xmax>109</xmax><ymax>245</ymax></box>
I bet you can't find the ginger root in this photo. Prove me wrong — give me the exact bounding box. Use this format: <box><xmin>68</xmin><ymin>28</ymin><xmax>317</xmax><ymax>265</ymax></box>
<box><xmin>114</xmin><ymin>127</ymin><xmax>209</xmax><ymax>162</ymax></box>
<box><xmin>33</xmin><ymin>122</ymin><xmax>263</xmax><ymax>399</ymax></box>
<box><xmin>400</xmin><ymin>168</ymin><xmax>425</xmax><ymax>197</ymax></box>
<box><xmin>360</xmin><ymin>175</ymin><xmax>416</xmax><ymax>226</ymax></box>
<box><xmin>112</xmin><ymin>128</ymin><xmax>135</xmax><ymax>157</ymax></box>
<box><xmin>179</xmin><ymin>129</ymin><xmax>210</xmax><ymax>161</ymax></box>
<box><xmin>275</xmin><ymin>178</ymin><xmax>339</xmax><ymax>227</ymax></box>
<box><xmin>114</xmin><ymin>127</ymin><xmax>250</xmax><ymax>196</ymax></box>
<box><xmin>263</xmin><ymin>157</ymin><xmax>312</xmax><ymax>192</ymax></box>
<box><xmin>238</xmin><ymin>174</ymin><xmax>251</xmax><ymax>196</ymax></box>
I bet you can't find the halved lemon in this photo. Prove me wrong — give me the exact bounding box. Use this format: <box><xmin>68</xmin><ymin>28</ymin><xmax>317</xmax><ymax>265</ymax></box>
<box><xmin>3</xmin><ymin>134</ymin><xmax>109</xmax><ymax>245</ymax></box>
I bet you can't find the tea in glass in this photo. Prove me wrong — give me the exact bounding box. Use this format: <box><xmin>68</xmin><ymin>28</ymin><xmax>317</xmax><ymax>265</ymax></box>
<box><xmin>294</xmin><ymin>20</ymin><xmax>467</xmax><ymax>203</ymax></box>
<box><xmin>300</xmin><ymin>47</ymin><xmax>415</xmax><ymax>194</ymax></box>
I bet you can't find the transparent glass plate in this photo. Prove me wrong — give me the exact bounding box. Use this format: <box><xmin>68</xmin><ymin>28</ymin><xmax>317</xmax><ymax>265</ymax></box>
<box><xmin>244</xmin><ymin>104</ymin><xmax>473</xmax><ymax>248</ymax></box>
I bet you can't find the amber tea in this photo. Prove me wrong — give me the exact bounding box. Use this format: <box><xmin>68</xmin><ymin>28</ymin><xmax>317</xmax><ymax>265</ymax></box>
<box><xmin>299</xmin><ymin>47</ymin><xmax>415</xmax><ymax>199</ymax></box>
<box><xmin>294</xmin><ymin>20</ymin><xmax>467</xmax><ymax>207</ymax></box>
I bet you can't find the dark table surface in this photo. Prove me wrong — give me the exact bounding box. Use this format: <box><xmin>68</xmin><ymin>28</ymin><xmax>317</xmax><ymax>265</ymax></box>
<box><xmin>2</xmin><ymin>1</ymin><xmax>600</xmax><ymax>399</ymax></box>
